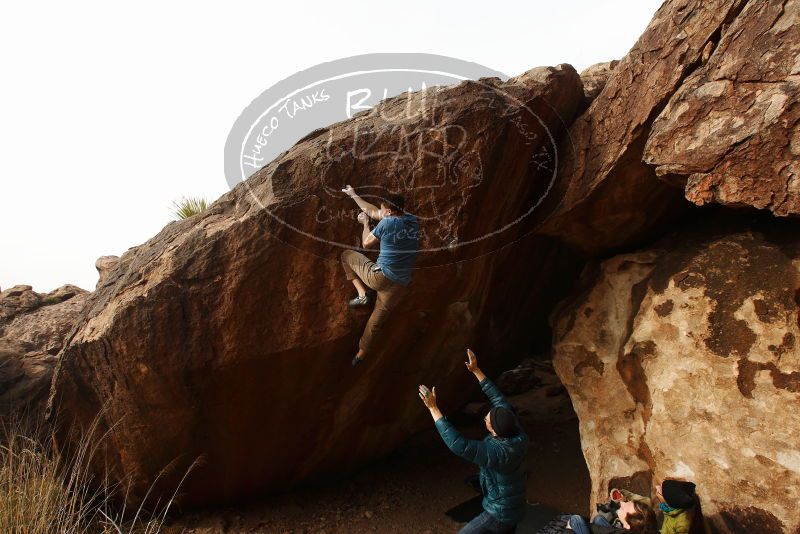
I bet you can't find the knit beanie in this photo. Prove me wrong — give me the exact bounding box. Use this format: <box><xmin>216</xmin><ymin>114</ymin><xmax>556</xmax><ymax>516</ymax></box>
<box><xmin>489</xmin><ymin>407</ymin><xmax>518</xmax><ymax>438</ymax></box>
<box><xmin>662</xmin><ymin>480</ymin><xmax>696</xmax><ymax>509</ymax></box>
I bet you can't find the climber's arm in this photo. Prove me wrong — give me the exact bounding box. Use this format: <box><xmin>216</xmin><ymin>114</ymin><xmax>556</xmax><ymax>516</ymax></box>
<box><xmin>434</xmin><ymin>417</ymin><xmax>500</xmax><ymax>469</ymax></box>
<box><xmin>358</xmin><ymin>212</ymin><xmax>380</xmax><ymax>249</ymax></box>
<box><xmin>343</xmin><ymin>185</ymin><xmax>382</xmax><ymax>220</ymax></box>
<box><xmin>465</xmin><ymin>349</ymin><xmax>512</xmax><ymax>410</ymax></box>
<box><xmin>480</xmin><ymin>377</ymin><xmax>512</xmax><ymax>410</ymax></box>
<box><xmin>418</xmin><ymin>384</ymin><xmax>500</xmax><ymax>469</ymax></box>
<box><xmin>362</xmin><ymin>216</ymin><xmax>378</xmax><ymax>248</ymax></box>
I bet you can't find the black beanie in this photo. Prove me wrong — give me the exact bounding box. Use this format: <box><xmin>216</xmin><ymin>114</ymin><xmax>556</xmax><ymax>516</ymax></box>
<box><xmin>662</xmin><ymin>480</ymin><xmax>696</xmax><ymax>509</ymax></box>
<box><xmin>489</xmin><ymin>407</ymin><xmax>518</xmax><ymax>438</ymax></box>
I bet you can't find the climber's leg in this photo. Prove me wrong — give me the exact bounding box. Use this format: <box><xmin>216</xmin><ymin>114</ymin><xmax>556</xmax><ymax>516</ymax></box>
<box><xmin>341</xmin><ymin>250</ymin><xmax>410</xmax><ymax>366</ymax></box>
<box><xmin>341</xmin><ymin>249</ymin><xmax>372</xmax><ymax>283</ymax></box>
<box><xmin>357</xmin><ymin>280</ymin><xmax>406</xmax><ymax>358</ymax></box>
<box><xmin>565</xmin><ymin>515</ymin><xmax>591</xmax><ymax>534</ymax></box>
<box><xmin>458</xmin><ymin>511</ymin><xmax>516</xmax><ymax>534</ymax></box>
<box><xmin>341</xmin><ymin>249</ymin><xmax>379</xmax><ymax>305</ymax></box>
<box><xmin>351</xmin><ymin>277</ymin><xmax>368</xmax><ymax>298</ymax></box>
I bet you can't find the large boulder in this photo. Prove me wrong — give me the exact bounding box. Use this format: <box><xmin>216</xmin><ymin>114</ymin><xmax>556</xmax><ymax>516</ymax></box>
<box><xmin>0</xmin><ymin>285</ymin><xmax>42</xmax><ymax>323</ymax></box>
<box><xmin>538</xmin><ymin>0</ymin><xmax>751</xmax><ymax>256</ymax></box>
<box><xmin>0</xmin><ymin>285</ymin><xmax>88</xmax><ymax>419</ymax></box>
<box><xmin>577</xmin><ymin>60</ymin><xmax>619</xmax><ymax>110</ymax></box>
<box><xmin>48</xmin><ymin>65</ymin><xmax>584</xmax><ymax>506</ymax></box>
<box><xmin>644</xmin><ymin>0</ymin><xmax>800</xmax><ymax>216</ymax></box>
<box><xmin>551</xmin><ymin>215</ymin><xmax>800</xmax><ymax>533</ymax></box>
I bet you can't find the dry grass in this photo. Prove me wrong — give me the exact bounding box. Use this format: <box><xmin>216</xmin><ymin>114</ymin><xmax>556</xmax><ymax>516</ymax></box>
<box><xmin>0</xmin><ymin>413</ymin><xmax>192</xmax><ymax>533</ymax></box>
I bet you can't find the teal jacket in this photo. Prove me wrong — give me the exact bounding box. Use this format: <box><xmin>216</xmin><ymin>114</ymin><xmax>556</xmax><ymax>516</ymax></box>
<box><xmin>434</xmin><ymin>377</ymin><xmax>529</xmax><ymax>525</ymax></box>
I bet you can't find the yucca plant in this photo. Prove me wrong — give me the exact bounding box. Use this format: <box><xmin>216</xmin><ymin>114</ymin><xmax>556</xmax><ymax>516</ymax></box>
<box><xmin>170</xmin><ymin>197</ymin><xmax>209</xmax><ymax>220</ymax></box>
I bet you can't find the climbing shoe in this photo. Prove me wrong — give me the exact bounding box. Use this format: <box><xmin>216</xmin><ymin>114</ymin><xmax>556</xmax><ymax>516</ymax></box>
<box><xmin>348</xmin><ymin>294</ymin><xmax>369</xmax><ymax>308</ymax></box>
<box><xmin>351</xmin><ymin>355</ymin><xmax>364</xmax><ymax>367</ymax></box>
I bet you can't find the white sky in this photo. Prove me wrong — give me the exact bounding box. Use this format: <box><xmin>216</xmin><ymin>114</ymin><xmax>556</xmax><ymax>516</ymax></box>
<box><xmin>0</xmin><ymin>0</ymin><xmax>663</xmax><ymax>292</ymax></box>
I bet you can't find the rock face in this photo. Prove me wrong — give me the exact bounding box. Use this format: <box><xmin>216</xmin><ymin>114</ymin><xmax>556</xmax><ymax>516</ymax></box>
<box><xmin>0</xmin><ymin>285</ymin><xmax>42</xmax><ymax>323</ymax></box>
<box><xmin>578</xmin><ymin>60</ymin><xmax>618</xmax><ymax>108</ymax></box>
<box><xmin>95</xmin><ymin>255</ymin><xmax>120</xmax><ymax>288</ymax></box>
<box><xmin>538</xmin><ymin>0</ymin><xmax>759</xmax><ymax>256</ymax></box>
<box><xmin>494</xmin><ymin>357</ymin><xmax>544</xmax><ymax>396</ymax></box>
<box><xmin>644</xmin><ymin>0</ymin><xmax>800</xmax><ymax>216</ymax></box>
<box><xmin>38</xmin><ymin>0</ymin><xmax>800</xmax><ymax>519</ymax></box>
<box><xmin>48</xmin><ymin>65</ymin><xmax>584</xmax><ymax>506</ymax></box>
<box><xmin>0</xmin><ymin>285</ymin><xmax>88</xmax><ymax>419</ymax></box>
<box><xmin>552</xmin><ymin>216</ymin><xmax>800</xmax><ymax>534</ymax></box>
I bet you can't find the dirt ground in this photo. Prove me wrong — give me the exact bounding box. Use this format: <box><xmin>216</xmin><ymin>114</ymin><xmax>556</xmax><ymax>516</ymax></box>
<box><xmin>165</xmin><ymin>362</ymin><xmax>590</xmax><ymax>534</ymax></box>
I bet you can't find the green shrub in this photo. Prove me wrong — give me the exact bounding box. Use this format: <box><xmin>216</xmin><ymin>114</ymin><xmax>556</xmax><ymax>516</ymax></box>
<box><xmin>170</xmin><ymin>197</ymin><xmax>209</xmax><ymax>220</ymax></box>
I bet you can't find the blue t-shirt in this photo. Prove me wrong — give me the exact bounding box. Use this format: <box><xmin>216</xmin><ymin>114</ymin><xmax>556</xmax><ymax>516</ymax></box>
<box><xmin>371</xmin><ymin>214</ymin><xmax>419</xmax><ymax>286</ymax></box>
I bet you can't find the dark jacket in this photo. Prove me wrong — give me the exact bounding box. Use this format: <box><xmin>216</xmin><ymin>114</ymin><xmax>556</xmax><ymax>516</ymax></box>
<box><xmin>434</xmin><ymin>377</ymin><xmax>529</xmax><ymax>524</ymax></box>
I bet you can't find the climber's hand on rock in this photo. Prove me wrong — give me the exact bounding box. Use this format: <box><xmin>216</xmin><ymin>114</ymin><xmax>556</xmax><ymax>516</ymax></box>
<box><xmin>418</xmin><ymin>385</ymin><xmax>437</xmax><ymax>409</ymax></box>
<box><xmin>342</xmin><ymin>185</ymin><xmax>356</xmax><ymax>197</ymax></box>
<box><xmin>357</xmin><ymin>211</ymin><xmax>369</xmax><ymax>225</ymax></box>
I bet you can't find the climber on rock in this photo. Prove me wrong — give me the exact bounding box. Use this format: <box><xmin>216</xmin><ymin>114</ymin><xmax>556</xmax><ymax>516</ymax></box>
<box><xmin>419</xmin><ymin>349</ymin><xmax>529</xmax><ymax>534</ymax></box>
<box><xmin>340</xmin><ymin>185</ymin><xmax>419</xmax><ymax>367</ymax></box>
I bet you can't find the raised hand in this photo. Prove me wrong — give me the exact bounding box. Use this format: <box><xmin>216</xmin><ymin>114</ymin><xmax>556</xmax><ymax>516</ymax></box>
<box><xmin>465</xmin><ymin>349</ymin><xmax>486</xmax><ymax>382</ymax></box>
<box><xmin>465</xmin><ymin>349</ymin><xmax>480</xmax><ymax>373</ymax></box>
<box><xmin>357</xmin><ymin>211</ymin><xmax>369</xmax><ymax>224</ymax></box>
<box><xmin>418</xmin><ymin>384</ymin><xmax>437</xmax><ymax>409</ymax></box>
<box><xmin>341</xmin><ymin>184</ymin><xmax>356</xmax><ymax>197</ymax></box>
